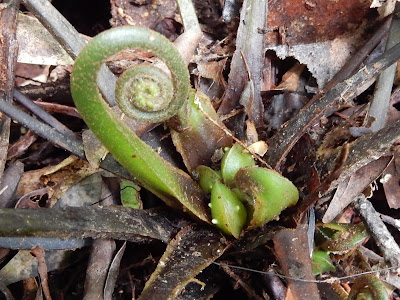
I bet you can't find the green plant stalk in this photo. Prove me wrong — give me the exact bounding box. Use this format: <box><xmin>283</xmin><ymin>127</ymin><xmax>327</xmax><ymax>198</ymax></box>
<box><xmin>348</xmin><ymin>275</ymin><xmax>389</xmax><ymax>300</ymax></box>
<box><xmin>195</xmin><ymin>165</ymin><xmax>222</xmax><ymax>193</ymax></box>
<box><xmin>317</xmin><ymin>223</ymin><xmax>369</xmax><ymax>253</ymax></box>
<box><xmin>234</xmin><ymin>167</ymin><xmax>299</xmax><ymax>228</ymax></box>
<box><xmin>221</xmin><ymin>143</ymin><xmax>255</xmax><ymax>187</ymax></box>
<box><xmin>210</xmin><ymin>181</ymin><xmax>247</xmax><ymax>238</ymax></box>
<box><xmin>70</xmin><ymin>26</ymin><xmax>209</xmax><ymax>222</ymax></box>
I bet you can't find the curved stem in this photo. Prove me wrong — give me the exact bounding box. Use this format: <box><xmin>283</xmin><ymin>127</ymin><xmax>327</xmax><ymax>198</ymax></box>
<box><xmin>70</xmin><ymin>26</ymin><xmax>209</xmax><ymax>222</ymax></box>
<box><xmin>348</xmin><ymin>275</ymin><xmax>389</xmax><ymax>300</ymax></box>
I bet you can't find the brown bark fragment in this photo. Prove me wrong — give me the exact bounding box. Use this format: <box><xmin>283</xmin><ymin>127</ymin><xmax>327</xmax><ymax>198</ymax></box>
<box><xmin>273</xmin><ymin>225</ymin><xmax>321</xmax><ymax>300</ymax></box>
<box><xmin>0</xmin><ymin>0</ymin><xmax>21</xmax><ymax>186</ymax></box>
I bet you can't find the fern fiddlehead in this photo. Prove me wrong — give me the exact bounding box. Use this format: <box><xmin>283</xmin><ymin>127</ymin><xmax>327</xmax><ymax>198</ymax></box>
<box><xmin>70</xmin><ymin>26</ymin><xmax>209</xmax><ymax>222</ymax></box>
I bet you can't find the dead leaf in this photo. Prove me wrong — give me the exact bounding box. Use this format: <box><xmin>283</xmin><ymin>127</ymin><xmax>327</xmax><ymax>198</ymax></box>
<box><xmin>248</xmin><ymin>141</ymin><xmax>268</xmax><ymax>157</ymax></box>
<box><xmin>16</xmin><ymin>166</ymin><xmax>55</xmax><ymax>201</ymax></box>
<box><xmin>138</xmin><ymin>225</ymin><xmax>228</xmax><ymax>299</ymax></box>
<box><xmin>245</xmin><ymin>120</ymin><xmax>258</xmax><ymax>144</ymax></box>
<box><xmin>82</xmin><ymin>130</ymin><xmax>108</xmax><ymax>169</ymax></box>
<box><xmin>16</xmin><ymin>13</ymin><xmax>73</xmax><ymax>65</ymax></box>
<box><xmin>110</xmin><ymin>0</ymin><xmax>177</xmax><ymax>31</ymax></box>
<box><xmin>0</xmin><ymin>160</ymin><xmax>24</xmax><ymax>208</ymax></box>
<box><xmin>30</xmin><ymin>247</ymin><xmax>52</xmax><ymax>300</ymax></box>
<box><xmin>322</xmin><ymin>156</ymin><xmax>391</xmax><ymax>223</ymax></box>
<box><xmin>171</xmin><ymin>90</ymin><xmax>232</xmax><ymax>172</ymax></box>
<box><xmin>104</xmin><ymin>242</ymin><xmax>126</xmax><ymax>299</ymax></box>
<box><xmin>266</xmin><ymin>0</ymin><xmax>375</xmax><ymax>46</ymax></box>
<box><xmin>7</xmin><ymin>130</ymin><xmax>37</xmax><ymax>160</ymax></box>
<box><xmin>381</xmin><ymin>148</ymin><xmax>400</xmax><ymax>209</ymax></box>
<box><xmin>239</xmin><ymin>79</ymin><xmax>255</xmax><ymax>121</ymax></box>
<box><xmin>218</xmin><ymin>0</ymin><xmax>266</xmax><ymax>126</ymax></box>
<box><xmin>371</xmin><ymin>0</ymin><xmax>397</xmax><ymax>18</ymax></box>
<box><xmin>386</xmin><ymin>87</ymin><xmax>400</xmax><ymax>123</ymax></box>
<box><xmin>0</xmin><ymin>250</ymin><xmax>72</xmax><ymax>286</ymax></box>
<box><xmin>55</xmin><ymin>173</ymin><xmax>103</xmax><ymax>208</ymax></box>
<box><xmin>84</xmin><ymin>239</ymin><xmax>116</xmax><ymax>300</ymax></box>
<box><xmin>266</xmin><ymin>0</ymin><xmax>379</xmax><ymax>88</ymax></box>
<box><xmin>285</xmin><ymin>286</ymin><xmax>295</xmax><ymax>300</ymax></box>
<box><xmin>16</xmin><ymin>156</ymin><xmax>101</xmax><ymax>208</ymax></box>
<box><xmin>274</xmin><ymin>63</ymin><xmax>305</xmax><ymax>92</ymax></box>
<box><xmin>15</xmin><ymin>187</ymin><xmax>50</xmax><ymax>209</ymax></box>
<box><xmin>196</xmin><ymin>59</ymin><xmax>227</xmax><ymax>87</ymax></box>
<box><xmin>264</xmin><ymin>93</ymin><xmax>308</xmax><ymax>130</ymax></box>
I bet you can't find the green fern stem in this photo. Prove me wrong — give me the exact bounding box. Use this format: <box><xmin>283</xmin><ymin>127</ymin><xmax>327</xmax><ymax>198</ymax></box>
<box><xmin>70</xmin><ymin>26</ymin><xmax>209</xmax><ymax>222</ymax></box>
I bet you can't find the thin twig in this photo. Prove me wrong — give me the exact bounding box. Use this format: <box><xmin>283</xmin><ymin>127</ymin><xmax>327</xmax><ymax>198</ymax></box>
<box><xmin>368</xmin><ymin>6</ymin><xmax>400</xmax><ymax>132</ymax></box>
<box><xmin>213</xmin><ymin>262</ymin><xmax>400</xmax><ymax>284</ymax></box>
<box><xmin>317</xmin><ymin>118</ymin><xmax>400</xmax><ymax>192</ymax></box>
<box><xmin>323</xmin><ymin>16</ymin><xmax>392</xmax><ymax>92</ymax></box>
<box><xmin>175</xmin><ymin>0</ymin><xmax>201</xmax><ymax>34</ymax></box>
<box><xmin>0</xmin><ymin>97</ymin><xmax>84</xmax><ymax>157</ymax></box>
<box><xmin>0</xmin><ymin>283</ymin><xmax>14</xmax><ymax>300</ymax></box>
<box><xmin>173</xmin><ymin>0</ymin><xmax>203</xmax><ymax>65</ymax></box>
<box><xmin>266</xmin><ymin>18</ymin><xmax>394</xmax><ymax>169</ymax></box>
<box><xmin>0</xmin><ymin>205</ymin><xmax>399</xmax><ymax>285</ymax></box>
<box><xmin>31</xmin><ymin>247</ymin><xmax>52</xmax><ymax>300</ymax></box>
<box><xmin>32</xmin><ymin>101</ymin><xmax>81</xmax><ymax>118</ymax></box>
<box><xmin>353</xmin><ymin>194</ymin><xmax>400</xmax><ymax>267</ymax></box>
<box><xmin>218</xmin><ymin>0</ymin><xmax>267</xmax><ymax>127</ymax></box>
<box><xmin>222</xmin><ymin>0</ymin><xmax>241</xmax><ymax>23</ymax></box>
<box><xmin>13</xmin><ymin>89</ymin><xmax>78</xmax><ymax>140</ymax></box>
<box><xmin>0</xmin><ymin>96</ymin><xmax>133</xmax><ymax>179</ymax></box>
<box><xmin>380</xmin><ymin>213</ymin><xmax>400</xmax><ymax>231</ymax></box>
<box><xmin>22</xmin><ymin>0</ymin><xmax>117</xmax><ymax>105</ymax></box>
<box><xmin>294</xmin><ymin>144</ymin><xmax>349</xmax><ymax>219</ymax></box>
<box><xmin>220</xmin><ymin>264</ymin><xmax>264</xmax><ymax>300</ymax></box>
<box><xmin>0</xmin><ymin>206</ymin><xmax>181</xmax><ymax>243</ymax></box>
